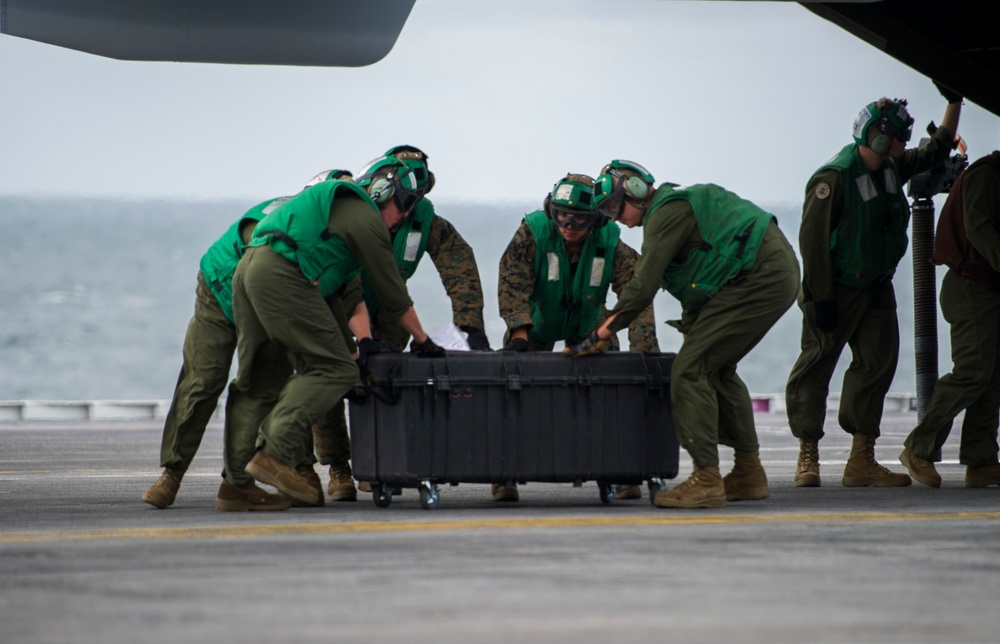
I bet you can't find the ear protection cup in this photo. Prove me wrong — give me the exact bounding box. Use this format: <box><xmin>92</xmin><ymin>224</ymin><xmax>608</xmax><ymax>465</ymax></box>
<box><xmin>866</xmin><ymin>105</ymin><xmax>892</xmax><ymax>154</ymax></box>
<box><xmin>623</xmin><ymin>175</ymin><xmax>650</xmax><ymax>200</ymax></box>
<box><xmin>855</xmin><ymin>100</ymin><xmax>911</xmax><ymax>155</ymax></box>
<box><xmin>869</xmin><ymin>132</ymin><xmax>891</xmax><ymax>155</ymax></box>
<box><xmin>543</xmin><ymin>194</ymin><xmax>553</xmax><ymax>219</ymax></box>
<box><xmin>368</xmin><ymin>177</ymin><xmax>394</xmax><ymax>205</ymax></box>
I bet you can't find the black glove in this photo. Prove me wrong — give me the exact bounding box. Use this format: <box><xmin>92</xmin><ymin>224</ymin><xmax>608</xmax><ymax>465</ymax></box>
<box><xmin>356</xmin><ymin>337</ymin><xmax>393</xmax><ymax>384</ymax></box>
<box><xmin>358</xmin><ymin>337</ymin><xmax>393</xmax><ymax>365</ymax></box>
<box><xmin>410</xmin><ymin>336</ymin><xmax>446</xmax><ymax>357</ymax></box>
<box><xmin>563</xmin><ymin>332</ymin><xmax>611</xmax><ymax>359</ymax></box>
<box><xmin>461</xmin><ymin>325</ymin><xmax>492</xmax><ymax>351</ymax></box>
<box><xmin>813</xmin><ymin>300</ymin><xmax>838</xmax><ymax>333</ymax></box>
<box><xmin>933</xmin><ymin>80</ymin><xmax>963</xmax><ymax>105</ymax></box>
<box><xmin>502</xmin><ymin>337</ymin><xmax>530</xmax><ymax>352</ymax></box>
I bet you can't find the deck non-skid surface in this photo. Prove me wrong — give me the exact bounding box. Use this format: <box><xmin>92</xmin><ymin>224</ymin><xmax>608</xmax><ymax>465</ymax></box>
<box><xmin>2</xmin><ymin>412</ymin><xmax>998</xmax><ymax>643</ymax></box>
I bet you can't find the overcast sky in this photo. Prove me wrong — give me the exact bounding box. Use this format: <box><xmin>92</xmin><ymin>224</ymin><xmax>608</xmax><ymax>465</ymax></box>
<box><xmin>1</xmin><ymin>0</ymin><xmax>997</xmax><ymax>208</ymax></box>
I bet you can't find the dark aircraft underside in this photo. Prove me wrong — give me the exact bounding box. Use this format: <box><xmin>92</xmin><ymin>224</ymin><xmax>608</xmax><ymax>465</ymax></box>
<box><xmin>0</xmin><ymin>1</ymin><xmax>997</xmax><ymax>116</ymax></box>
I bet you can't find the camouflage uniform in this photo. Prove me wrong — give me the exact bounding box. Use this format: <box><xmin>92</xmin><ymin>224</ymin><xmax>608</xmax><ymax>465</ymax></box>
<box><xmin>498</xmin><ymin>218</ymin><xmax>659</xmax><ymax>352</ymax></box>
<box><xmin>366</xmin><ymin>211</ymin><xmax>486</xmax><ymax>349</ymax></box>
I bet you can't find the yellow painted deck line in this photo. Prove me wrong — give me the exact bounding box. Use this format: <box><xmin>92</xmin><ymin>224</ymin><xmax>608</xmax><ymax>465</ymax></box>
<box><xmin>3</xmin><ymin>511</ymin><xmax>999</xmax><ymax>544</ymax></box>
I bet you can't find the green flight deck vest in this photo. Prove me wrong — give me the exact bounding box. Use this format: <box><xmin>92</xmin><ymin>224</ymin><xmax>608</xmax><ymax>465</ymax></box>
<box><xmin>362</xmin><ymin>197</ymin><xmax>434</xmax><ymax>319</ymax></box>
<box><xmin>199</xmin><ymin>196</ymin><xmax>290</xmax><ymax>323</ymax></box>
<box><xmin>818</xmin><ymin>143</ymin><xmax>910</xmax><ymax>288</ymax></box>
<box><xmin>247</xmin><ymin>180</ymin><xmax>370</xmax><ymax>298</ymax></box>
<box><xmin>649</xmin><ymin>183</ymin><xmax>772</xmax><ymax>311</ymax></box>
<box><xmin>524</xmin><ymin>210</ymin><xmax>619</xmax><ymax>344</ymax></box>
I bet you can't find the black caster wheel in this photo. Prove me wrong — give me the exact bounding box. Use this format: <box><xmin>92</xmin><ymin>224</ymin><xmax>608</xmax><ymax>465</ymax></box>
<box><xmin>373</xmin><ymin>482</ymin><xmax>393</xmax><ymax>508</ymax></box>
<box><xmin>647</xmin><ymin>478</ymin><xmax>666</xmax><ymax>505</ymax></box>
<box><xmin>419</xmin><ymin>480</ymin><xmax>439</xmax><ymax>510</ymax></box>
<box><xmin>598</xmin><ymin>480</ymin><xmax>615</xmax><ymax>504</ymax></box>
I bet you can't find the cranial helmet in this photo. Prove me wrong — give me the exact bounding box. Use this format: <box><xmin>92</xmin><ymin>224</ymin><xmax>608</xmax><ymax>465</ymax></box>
<box><xmin>304</xmin><ymin>168</ymin><xmax>353</xmax><ymax>189</ymax></box>
<box><xmin>355</xmin><ymin>155</ymin><xmax>421</xmax><ymax>213</ymax></box>
<box><xmin>544</xmin><ymin>173</ymin><xmax>600</xmax><ymax>230</ymax></box>
<box><xmin>385</xmin><ymin>144</ymin><xmax>435</xmax><ymax>197</ymax></box>
<box><xmin>593</xmin><ymin>160</ymin><xmax>656</xmax><ymax>220</ymax></box>
<box><xmin>852</xmin><ymin>98</ymin><xmax>914</xmax><ymax>155</ymax></box>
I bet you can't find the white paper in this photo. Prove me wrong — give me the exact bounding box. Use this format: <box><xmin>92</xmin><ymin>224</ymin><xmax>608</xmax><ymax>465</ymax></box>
<box><xmin>429</xmin><ymin>322</ymin><xmax>470</xmax><ymax>351</ymax></box>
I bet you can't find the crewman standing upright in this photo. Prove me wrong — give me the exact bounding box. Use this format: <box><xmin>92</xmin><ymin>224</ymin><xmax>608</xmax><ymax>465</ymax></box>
<box><xmin>786</xmin><ymin>84</ymin><xmax>962</xmax><ymax>488</ymax></box>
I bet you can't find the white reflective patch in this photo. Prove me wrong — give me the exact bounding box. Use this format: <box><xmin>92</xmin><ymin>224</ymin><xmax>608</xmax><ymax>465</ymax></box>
<box><xmin>403</xmin><ymin>231</ymin><xmax>422</xmax><ymax>262</ymax></box>
<box><xmin>589</xmin><ymin>257</ymin><xmax>605</xmax><ymax>287</ymax></box>
<box><xmin>884</xmin><ymin>169</ymin><xmax>898</xmax><ymax>194</ymax></box>
<box><xmin>547</xmin><ymin>252</ymin><xmax>560</xmax><ymax>281</ymax></box>
<box><xmin>262</xmin><ymin>196</ymin><xmax>291</xmax><ymax>214</ymax></box>
<box><xmin>554</xmin><ymin>184</ymin><xmax>575</xmax><ymax>202</ymax></box>
<box><xmin>852</xmin><ymin>106</ymin><xmax>873</xmax><ymax>140</ymax></box>
<box><xmin>855</xmin><ymin>174</ymin><xmax>877</xmax><ymax>202</ymax></box>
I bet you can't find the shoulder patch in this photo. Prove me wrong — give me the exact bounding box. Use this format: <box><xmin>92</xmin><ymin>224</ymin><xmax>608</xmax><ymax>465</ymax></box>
<box><xmin>814</xmin><ymin>182</ymin><xmax>831</xmax><ymax>200</ymax></box>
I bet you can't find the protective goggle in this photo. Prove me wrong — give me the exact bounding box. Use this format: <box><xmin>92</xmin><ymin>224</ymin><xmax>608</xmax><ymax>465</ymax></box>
<box><xmin>391</xmin><ymin>177</ymin><xmax>420</xmax><ymax>213</ymax></box>
<box><xmin>596</xmin><ymin>193</ymin><xmax>625</xmax><ymax>221</ymax></box>
<box><xmin>552</xmin><ymin>207</ymin><xmax>598</xmax><ymax>231</ymax></box>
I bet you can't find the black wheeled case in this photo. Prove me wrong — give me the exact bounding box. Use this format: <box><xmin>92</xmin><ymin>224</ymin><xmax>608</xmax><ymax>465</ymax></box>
<box><xmin>349</xmin><ymin>351</ymin><xmax>678</xmax><ymax>508</ymax></box>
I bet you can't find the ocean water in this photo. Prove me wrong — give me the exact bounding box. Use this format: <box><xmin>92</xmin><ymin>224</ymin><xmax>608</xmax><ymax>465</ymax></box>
<box><xmin>0</xmin><ymin>196</ymin><xmax>945</xmax><ymax>401</ymax></box>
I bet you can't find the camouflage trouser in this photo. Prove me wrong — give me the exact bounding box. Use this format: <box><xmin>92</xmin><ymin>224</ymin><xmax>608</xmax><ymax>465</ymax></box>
<box><xmin>158</xmin><ymin>272</ymin><xmax>236</xmax><ymax>472</ymax></box>
<box><xmin>312</xmin><ymin>399</ymin><xmax>351</xmax><ymax>466</ymax></box>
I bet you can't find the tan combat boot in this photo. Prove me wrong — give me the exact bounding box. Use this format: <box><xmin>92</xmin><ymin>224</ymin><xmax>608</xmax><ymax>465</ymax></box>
<box><xmin>653</xmin><ymin>465</ymin><xmax>726</xmax><ymax>508</ymax></box>
<box><xmin>795</xmin><ymin>439</ymin><xmax>821</xmax><ymax>487</ymax></box>
<box><xmin>491</xmin><ymin>482</ymin><xmax>519</xmax><ymax>502</ymax></box>
<box><xmin>312</xmin><ymin>420</ymin><xmax>356</xmax><ymax>502</ymax></box>
<box><xmin>328</xmin><ymin>463</ymin><xmax>358</xmax><ymax>502</ymax></box>
<box><xmin>215</xmin><ymin>479</ymin><xmax>293</xmax><ymax>512</ymax></box>
<box><xmin>615</xmin><ymin>484</ymin><xmax>642</xmax><ymax>500</ymax></box>
<box><xmin>246</xmin><ymin>449</ymin><xmax>323</xmax><ymax>505</ymax></box>
<box><xmin>965</xmin><ymin>463</ymin><xmax>1000</xmax><ymax>488</ymax></box>
<box><xmin>842</xmin><ymin>434</ymin><xmax>911</xmax><ymax>487</ymax></box>
<box><xmin>723</xmin><ymin>450</ymin><xmax>769</xmax><ymax>501</ymax></box>
<box><xmin>142</xmin><ymin>467</ymin><xmax>184</xmax><ymax>509</ymax></box>
<box><xmin>291</xmin><ymin>464</ymin><xmax>325</xmax><ymax>507</ymax></box>
<box><xmin>899</xmin><ymin>447</ymin><xmax>941</xmax><ymax>488</ymax></box>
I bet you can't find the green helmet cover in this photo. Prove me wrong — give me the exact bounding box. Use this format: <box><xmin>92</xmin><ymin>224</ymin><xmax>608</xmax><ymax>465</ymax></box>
<box><xmin>593</xmin><ymin>160</ymin><xmax>656</xmax><ymax>216</ymax></box>
<box><xmin>550</xmin><ymin>173</ymin><xmax>595</xmax><ymax>213</ymax></box>
<box><xmin>852</xmin><ymin>98</ymin><xmax>914</xmax><ymax>147</ymax></box>
<box><xmin>385</xmin><ymin>144</ymin><xmax>434</xmax><ymax>196</ymax></box>
<box><xmin>355</xmin><ymin>156</ymin><xmax>420</xmax><ymax>211</ymax></box>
